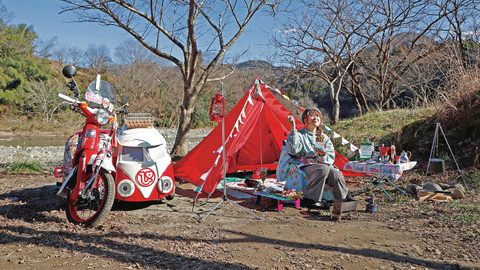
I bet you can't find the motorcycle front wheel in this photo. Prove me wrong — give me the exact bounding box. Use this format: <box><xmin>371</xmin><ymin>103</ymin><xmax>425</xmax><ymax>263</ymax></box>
<box><xmin>66</xmin><ymin>169</ymin><xmax>115</xmax><ymax>227</ymax></box>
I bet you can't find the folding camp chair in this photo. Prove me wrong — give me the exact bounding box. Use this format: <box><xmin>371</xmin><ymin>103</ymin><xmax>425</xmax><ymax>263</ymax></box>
<box><xmin>276</xmin><ymin>145</ymin><xmax>334</xmax><ymax>202</ymax></box>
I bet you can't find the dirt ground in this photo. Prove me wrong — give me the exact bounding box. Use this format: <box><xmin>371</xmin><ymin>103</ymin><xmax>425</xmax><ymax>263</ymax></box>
<box><xmin>0</xmin><ymin>172</ymin><xmax>478</xmax><ymax>270</ymax></box>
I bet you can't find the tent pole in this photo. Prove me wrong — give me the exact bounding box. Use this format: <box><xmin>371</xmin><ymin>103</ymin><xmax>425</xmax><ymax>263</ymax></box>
<box><xmin>200</xmin><ymin>82</ymin><xmax>263</xmax><ymax>221</ymax></box>
<box><xmin>222</xmin><ymin>96</ymin><xmax>227</xmax><ymax>198</ymax></box>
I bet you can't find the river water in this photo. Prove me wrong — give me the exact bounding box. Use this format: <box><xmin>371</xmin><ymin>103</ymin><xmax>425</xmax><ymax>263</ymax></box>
<box><xmin>0</xmin><ymin>129</ymin><xmax>210</xmax><ymax>147</ymax></box>
<box><xmin>0</xmin><ymin>136</ymin><xmax>67</xmax><ymax>147</ymax></box>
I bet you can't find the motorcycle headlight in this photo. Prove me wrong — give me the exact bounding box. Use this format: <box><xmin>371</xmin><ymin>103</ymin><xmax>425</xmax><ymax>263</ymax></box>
<box><xmin>96</xmin><ymin>109</ymin><xmax>109</xmax><ymax>125</ymax></box>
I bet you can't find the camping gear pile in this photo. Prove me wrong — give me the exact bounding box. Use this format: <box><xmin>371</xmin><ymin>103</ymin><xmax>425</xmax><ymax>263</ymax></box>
<box><xmin>406</xmin><ymin>182</ymin><xmax>465</xmax><ymax>202</ymax></box>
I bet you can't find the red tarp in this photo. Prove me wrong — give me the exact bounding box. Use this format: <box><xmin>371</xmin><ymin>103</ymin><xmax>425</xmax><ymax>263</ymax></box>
<box><xmin>173</xmin><ymin>79</ymin><xmax>361</xmax><ymax>194</ymax></box>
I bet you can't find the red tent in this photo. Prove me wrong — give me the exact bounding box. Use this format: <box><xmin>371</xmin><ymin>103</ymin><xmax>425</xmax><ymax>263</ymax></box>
<box><xmin>173</xmin><ymin>79</ymin><xmax>359</xmax><ymax>195</ymax></box>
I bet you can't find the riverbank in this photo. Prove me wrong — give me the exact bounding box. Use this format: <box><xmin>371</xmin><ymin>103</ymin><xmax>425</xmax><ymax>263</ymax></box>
<box><xmin>0</xmin><ymin>129</ymin><xmax>211</xmax><ymax>170</ymax></box>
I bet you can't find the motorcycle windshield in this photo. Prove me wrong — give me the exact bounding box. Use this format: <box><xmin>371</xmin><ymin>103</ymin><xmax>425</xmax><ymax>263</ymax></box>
<box><xmin>85</xmin><ymin>79</ymin><xmax>116</xmax><ymax>113</ymax></box>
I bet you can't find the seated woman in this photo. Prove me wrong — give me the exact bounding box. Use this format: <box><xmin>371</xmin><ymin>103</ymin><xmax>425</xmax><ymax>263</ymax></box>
<box><xmin>277</xmin><ymin>144</ymin><xmax>334</xmax><ymax>202</ymax></box>
<box><xmin>285</xmin><ymin>108</ymin><xmax>348</xmax><ymax>208</ymax></box>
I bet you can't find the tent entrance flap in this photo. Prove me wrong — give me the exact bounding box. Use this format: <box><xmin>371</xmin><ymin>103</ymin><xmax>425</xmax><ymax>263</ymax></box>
<box><xmin>234</xmin><ymin>110</ymin><xmax>282</xmax><ymax>170</ymax></box>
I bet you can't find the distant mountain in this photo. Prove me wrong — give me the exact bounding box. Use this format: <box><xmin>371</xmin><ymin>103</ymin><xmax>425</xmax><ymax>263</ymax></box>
<box><xmin>236</xmin><ymin>60</ymin><xmax>274</xmax><ymax>69</ymax></box>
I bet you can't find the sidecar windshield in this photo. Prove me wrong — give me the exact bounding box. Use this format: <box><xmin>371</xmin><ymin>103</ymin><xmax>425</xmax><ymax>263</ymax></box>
<box><xmin>85</xmin><ymin>79</ymin><xmax>116</xmax><ymax>113</ymax></box>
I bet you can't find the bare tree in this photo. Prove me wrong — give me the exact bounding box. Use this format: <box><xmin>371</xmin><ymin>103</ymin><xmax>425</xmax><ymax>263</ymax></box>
<box><xmin>353</xmin><ymin>0</ymin><xmax>450</xmax><ymax>110</ymax></box>
<box><xmin>35</xmin><ymin>37</ymin><xmax>58</xmax><ymax>58</ymax></box>
<box><xmin>52</xmin><ymin>45</ymin><xmax>69</xmax><ymax>64</ymax></box>
<box><xmin>115</xmin><ymin>39</ymin><xmax>156</xmax><ymax>64</ymax></box>
<box><xmin>273</xmin><ymin>0</ymin><xmax>373</xmax><ymax>123</ymax></box>
<box><xmin>0</xmin><ymin>0</ymin><xmax>12</xmax><ymax>25</ymax></box>
<box><xmin>24</xmin><ymin>80</ymin><xmax>64</xmax><ymax>122</ymax></box>
<box><xmin>344</xmin><ymin>62</ymin><xmax>370</xmax><ymax>114</ymax></box>
<box><xmin>60</xmin><ymin>0</ymin><xmax>280</xmax><ymax>157</ymax></box>
<box><xmin>52</xmin><ymin>45</ymin><xmax>84</xmax><ymax>66</ymax></box>
<box><xmin>433</xmin><ymin>0</ymin><xmax>480</xmax><ymax>68</ymax></box>
<box><xmin>399</xmin><ymin>49</ymin><xmax>447</xmax><ymax>108</ymax></box>
<box><xmin>111</xmin><ymin>62</ymin><xmax>183</xmax><ymax>128</ymax></box>
<box><xmin>68</xmin><ymin>46</ymin><xmax>85</xmax><ymax>66</ymax></box>
<box><xmin>83</xmin><ymin>44</ymin><xmax>112</xmax><ymax>73</ymax></box>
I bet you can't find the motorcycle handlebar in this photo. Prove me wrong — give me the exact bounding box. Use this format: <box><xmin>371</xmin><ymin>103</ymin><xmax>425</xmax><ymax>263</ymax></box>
<box><xmin>58</xmin><ymin>93</ymin><xmax>78</xmax><ymax>104</ymax></box>
<box><xmin>58</xmin><ymin>93</ymin><xmax>97</xmax><ymax>119</ymax></box>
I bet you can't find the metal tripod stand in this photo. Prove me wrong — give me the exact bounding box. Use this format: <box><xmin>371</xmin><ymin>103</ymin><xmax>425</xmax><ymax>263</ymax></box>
<box><xmin>426</xmin><ymin>122</ymin><xmax>461</xmax><ymax>174</ymax></box>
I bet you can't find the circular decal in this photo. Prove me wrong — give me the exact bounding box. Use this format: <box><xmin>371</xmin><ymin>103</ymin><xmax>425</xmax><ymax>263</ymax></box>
<box><xmin>135</xmin><ymin>168</ymin><xmax>156</xmax><ymax>187</ymax></box>
<box><xmin>102</xmin><ymin>98</ymin><xmax>110</xmax><ymax>109</ymax></box>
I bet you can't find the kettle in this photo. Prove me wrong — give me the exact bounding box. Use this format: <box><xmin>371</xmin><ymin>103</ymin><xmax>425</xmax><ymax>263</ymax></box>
<box><xmin>366</xmin><ymin>196</ymin><xmax>378</xmax><ymax>213</ymax></box>
<box><xmin>400</xmin><ymin>150</ymin><xmax>411</xmax><ymax>163</ymax></box>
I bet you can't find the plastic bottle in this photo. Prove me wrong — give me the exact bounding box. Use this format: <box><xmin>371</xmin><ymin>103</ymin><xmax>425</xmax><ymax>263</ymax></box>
<box><xmin>360</xmin><ymin>138</ymin><xmax>374</xmax><ymax>159</ymax></box>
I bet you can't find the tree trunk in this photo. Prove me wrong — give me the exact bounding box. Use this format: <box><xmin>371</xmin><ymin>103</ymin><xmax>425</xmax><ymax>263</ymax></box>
<box><xmin>359</xmin><ymin>89</ymin><xmax>369</xmax><ymax>113</ymax></box>
<box><xmin>332</xmin><ymin>97</ymin><xmax>340</xmax><ymax>124</ymax></box>
<box><xmin>348</xmin><ymin>79</ymin><xmax>363</xmax><ymax>116</ymax></box>
<box><xmin>353</xmin><ymin>96</ymin><xmax>362</xmax><ymax>116</ymax></box>
<box><xmin>329</xmin><ymin>82</ymin><xmax>341</xmax><ymax>124</ymax></box>
<box><xmin>170</xmin><ymin>85</ymin><xmax>198</xmax><ymax>158</ymax></box>
<box><xmin>328</xmin><ymin>82</ymin><xmax>336</xmax><ymax>122</ymax></box>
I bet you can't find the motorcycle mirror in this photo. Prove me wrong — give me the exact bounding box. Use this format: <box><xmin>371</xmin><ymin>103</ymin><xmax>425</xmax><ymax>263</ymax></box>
<box><xmin>62</xmin><ymin>65</ymin><xmax>77</xmax><ymax>78</ymax></box>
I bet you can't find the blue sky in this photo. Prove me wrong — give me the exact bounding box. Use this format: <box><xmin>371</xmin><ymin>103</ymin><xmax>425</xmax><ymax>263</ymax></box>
<box><xmin>2</xmin><ymin>0</ymin><xmax>279</xmax><ymax>62</ymax></box>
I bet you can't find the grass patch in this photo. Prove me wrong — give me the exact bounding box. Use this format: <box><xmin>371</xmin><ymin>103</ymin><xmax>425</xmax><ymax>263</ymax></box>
<box><xmin>7</xmin><ymin>161</ymin><xmax>44</xmax><ymax>174</ymax></box>
<box><xmin>462</xmin><ymin>170</ymin><xmax>480</xmax><ymax>190</ymax></box>
<box><xmin>332</xmin><ymin>107</ymin><xmax>436</xmax><ymax>147</ymax></box>
<box><xmin>446</xmin><ymin>200</ymin><xmax>480</xmax><ymax>226</ymax></box>
<box><xmin>447</xmin><ymin>200</ymin><xmax>480</xmax><ymax>212</ymax></box>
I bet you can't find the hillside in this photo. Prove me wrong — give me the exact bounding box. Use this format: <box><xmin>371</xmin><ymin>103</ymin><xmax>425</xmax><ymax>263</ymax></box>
<box><xmin>332</xmin><ymin>107</ymin><xmax>480</xmax><ymax>169</ymax></box>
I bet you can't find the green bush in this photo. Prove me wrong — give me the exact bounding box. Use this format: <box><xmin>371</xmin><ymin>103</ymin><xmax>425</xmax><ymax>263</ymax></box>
<box><xmin>0</xmin><ymin>23</ymin><xmax>52</xmax><ymax>105</ymax></box>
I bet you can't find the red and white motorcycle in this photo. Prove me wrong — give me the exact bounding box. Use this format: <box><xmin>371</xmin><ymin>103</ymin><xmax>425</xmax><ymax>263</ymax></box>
<box><xmin>54</xmin><ymin>65</ymin><xmax>174</xmax><ymax>227</ymax></box>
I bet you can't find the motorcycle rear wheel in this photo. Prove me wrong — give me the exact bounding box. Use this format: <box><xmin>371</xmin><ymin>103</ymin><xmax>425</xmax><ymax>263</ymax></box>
<box><xmin>66</xmin><ymin>169</ymin><xmax>115</xmax><ymax>227</ymax></box>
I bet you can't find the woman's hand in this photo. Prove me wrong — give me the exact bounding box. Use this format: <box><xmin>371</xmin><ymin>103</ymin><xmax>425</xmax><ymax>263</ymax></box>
<box><xmin>316</xmin><ymin>142</ymin><xmax>326</xmax><ymax>156</ymax></box>
<box><xmin>288</xmin><ymin>115</ymin><xmax>296</xmax><ymax>130</ymax></box>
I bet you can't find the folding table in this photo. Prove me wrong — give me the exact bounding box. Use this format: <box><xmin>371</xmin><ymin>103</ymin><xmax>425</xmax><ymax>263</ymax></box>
<box><xmin>343</xmin><ymin>161</ymin><xmax>417</xmax><ymax>200</ymax></box>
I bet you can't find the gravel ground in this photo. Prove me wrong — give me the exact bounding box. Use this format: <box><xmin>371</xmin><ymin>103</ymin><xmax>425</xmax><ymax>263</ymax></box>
<box><xmin>0</xmin><ymin>172</ymin><xmax>478</xmax><ymax>270</ymax></box>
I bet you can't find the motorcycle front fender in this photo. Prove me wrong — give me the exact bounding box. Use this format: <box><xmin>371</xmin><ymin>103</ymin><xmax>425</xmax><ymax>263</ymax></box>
<box><xmin>56</xmin><ymin>165</ymin><xmax>77</xmax><ymax>199</ymax></box>
<box><xmin>100</xmin><ymin>157</ymin><xmax>116</xmax><ymax>173</ymax></box>
<box><xmin>88</xmin><ymin>154</ymin><xmax>116</xmax><ymax>173</ymax></box>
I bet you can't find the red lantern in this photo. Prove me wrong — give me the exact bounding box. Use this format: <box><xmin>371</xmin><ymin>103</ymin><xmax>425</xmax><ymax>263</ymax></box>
<box><xmin>209</xmin><ymin>93</ymin><xmax>225</xmax><ymax>122</ymax></box>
